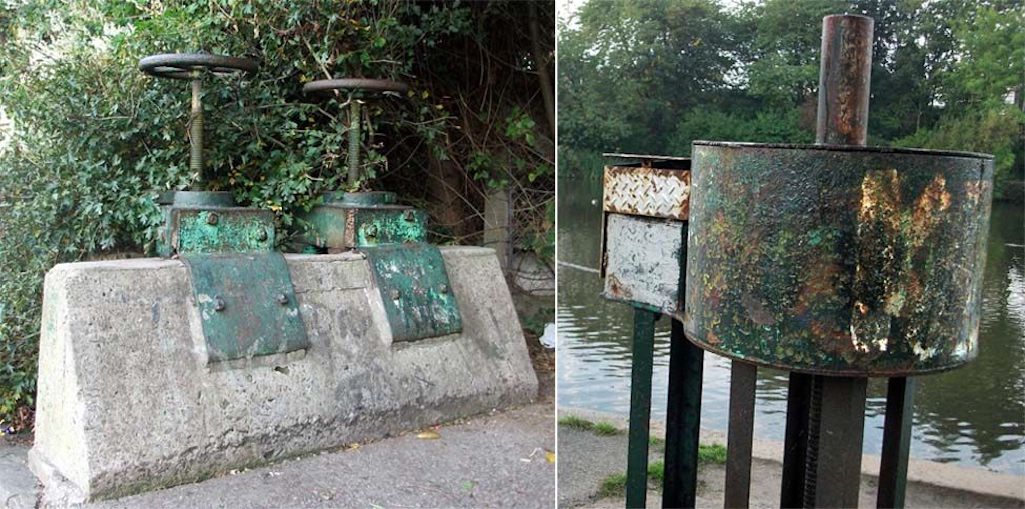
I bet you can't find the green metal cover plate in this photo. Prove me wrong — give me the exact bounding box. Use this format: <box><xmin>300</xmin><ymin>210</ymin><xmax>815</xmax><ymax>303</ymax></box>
<box><xmin>182</xmin><ymin>252</ymin><xmax>309</xmax><ymax>363</ymax></box>
<box><xmin>365</xmin><ymin>244</ymin><xmax>462</xmax><ymax>342</ymax></box>
<box><xmin>302</xmin><ymin>205</ymin><xmax>427</xmax><ymax>249</ymax></box>
<box><xmin>161</xmin><ymin>207</ymin><xmax>275</xmax><ymax>256</ymax></box>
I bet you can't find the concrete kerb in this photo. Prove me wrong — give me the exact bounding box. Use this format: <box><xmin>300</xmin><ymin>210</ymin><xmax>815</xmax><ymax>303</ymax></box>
<box><xmin>557</xmin><ymin>406</ymin><xmax>1025</xmax><ymax>503</ymax></box>
<box><xmin>29</xmin><ymin>246</ymin><xmax>538</xmax><ymax>502</ymax></box>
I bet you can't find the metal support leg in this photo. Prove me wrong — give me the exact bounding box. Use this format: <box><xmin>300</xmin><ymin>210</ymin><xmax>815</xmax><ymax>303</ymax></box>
<box><xmin>627</xmin><ymin>308</ymin><xmax>658</xmax><ymax>509</ymax></box>
<box><xmin>877</xmin><ymin>377</ymin><xmax>915</xmax><ymax>509</ymax></box>
<box><xmin>780</xmin><ymin>372</ymin><xmax>812</xmax><ymax>508</ymax></box>
<box><xmin>724</xmin><ymin>361</ymin><xmax>756</xmax><ymax>508</ymax></box>
<box><xmin>662</xmin><ymin>319</ymin><xmax>704</xmax><ymax>509</ymax></box>
<box><xmin>807</xmin><ymin>376</ymin><xmax>868</xmax><ymax>508</ymax></box>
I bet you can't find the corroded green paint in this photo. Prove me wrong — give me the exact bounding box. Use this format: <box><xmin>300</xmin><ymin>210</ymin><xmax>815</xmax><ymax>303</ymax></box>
<box><xmin>182</xmin><ymin>252</ymin><xmax>308</xmax><ymax>363</ymax></box>
<box><xmin>167</xmin><ymin>207</ymin><xmax>275</xmax><ymax>255</ymax></box>
<box><xmin>301</xmin><ymin>205</ymin><xmax>426</xmax><ymax>250</ymax></box>
<box><xmin>365</xmin><ymin>244</ymin><xmax>462</xmax><ymax>342</ymax></box>
<box><xmin>684</xmin><ymin>142</ymin><xmax>994</xmax><ymax>376</ymax></box>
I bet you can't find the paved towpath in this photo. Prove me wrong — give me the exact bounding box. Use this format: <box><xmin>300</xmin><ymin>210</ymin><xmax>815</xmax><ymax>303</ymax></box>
<box><xmin>2</xmin><ymin>403</ymin><xmax>554</xmax><ymax>509</ymax></box>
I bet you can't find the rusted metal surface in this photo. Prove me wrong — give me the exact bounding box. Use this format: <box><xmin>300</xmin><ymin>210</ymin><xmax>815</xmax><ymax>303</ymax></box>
<box><xmin>684</xmin><ymin>141</ymin><xmax>994</xmax><ymax>376</ymax></box>
<box><xmin>603</xmin><ymin>166</ymin><xmax>691</xmax><ymax>220</ymax></box>
<box><xmin>182</xmin><ymin>252</ymin><xmax>308</xmax><ymax>363</ymax></box>
<box><xmin>816</xmin><ymin>15</ymin><xmax>873</xmax><ymax>146</ymax></box>
<box><xmin>602</xmin><ymin>213</ymin><xmax>685</xmax><ymax>316</ymax></box>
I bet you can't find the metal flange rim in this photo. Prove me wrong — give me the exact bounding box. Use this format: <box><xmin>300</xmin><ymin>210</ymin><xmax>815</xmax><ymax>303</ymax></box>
<box><xmin>139</xmin><ymin>53</ymin><xmax>259</xmax><ymax>80</ymax></box>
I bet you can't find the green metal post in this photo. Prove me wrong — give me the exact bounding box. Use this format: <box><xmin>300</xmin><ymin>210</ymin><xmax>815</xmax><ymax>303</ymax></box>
<box><xmin>661</xmin><ymin>318</ymin><xmax>704</xmax><ymax>509</ymax></box>
<box><xmin>627</xmin><ymin>307</ymin><xmax>657</xmax><ymax>509</ymax></box>
<box><xmin>877</xmin><ymin>377</ymin><xmax>915</xmax><ymax>508</ymax></box>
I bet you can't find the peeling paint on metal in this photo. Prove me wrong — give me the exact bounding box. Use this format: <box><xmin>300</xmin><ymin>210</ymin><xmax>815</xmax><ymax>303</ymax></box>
<box><xmin>301</xmin><ymin>205</ymin><xmax>427</xmax><ymax>250</ymax></box>
<box><xmin>364</xmin><ymin>244</ymin><xmax>463</xmax><ymax>342</ymax></box>
<box><xmin>182</xmin><ymin>252</ymin><xmax>309</xmax><ymax>363</ymax></box>
<box><xmin>602</xmin><ymin>213</ymin><xmax>686</xmax><ymax>316</ymax></box>
<box><xmin>684</xmin><ymin>142</ymin><xmax>994</xmax><ymax>376</ymax></box>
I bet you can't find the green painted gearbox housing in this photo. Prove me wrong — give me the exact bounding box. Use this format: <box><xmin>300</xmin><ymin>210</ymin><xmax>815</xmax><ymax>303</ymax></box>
<box><xmin>684</xmin><ymin>142</ymin><xmax>994</xmax><ymax>376</ymax></box>
<box><xmin>297</xmin><ymin>191</ymin><xmax>462</xmax><ymax>341</ymax></box>
<box><xmin>299</xmin><ymin>192</ymin><xmax>427</xmax><ymax>251</ymax></box>
<box><xmin>154</xmin><ymin>190</ymin><xmax>308</xmax><ymax>363</ymax></box>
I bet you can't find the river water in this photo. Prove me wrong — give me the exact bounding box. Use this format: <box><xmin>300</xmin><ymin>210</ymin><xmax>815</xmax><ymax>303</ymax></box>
<box><xmin>557</xmin><ymin>175</ymin><xmax>1025</xmax><ymax>475</ymax></box>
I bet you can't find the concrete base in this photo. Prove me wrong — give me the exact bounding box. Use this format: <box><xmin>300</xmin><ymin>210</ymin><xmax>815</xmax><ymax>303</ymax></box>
<box><xmin>30</xmin><ymin>247</ymin><xmax>537</xmax><ymax>502</ymax></box>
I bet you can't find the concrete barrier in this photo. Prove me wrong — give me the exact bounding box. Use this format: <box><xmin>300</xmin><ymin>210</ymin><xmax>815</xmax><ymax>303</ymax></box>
<box><xmin>30</xmin><ymin>247</ymin><xmax>537</xmax><ymax>503</ymax></box>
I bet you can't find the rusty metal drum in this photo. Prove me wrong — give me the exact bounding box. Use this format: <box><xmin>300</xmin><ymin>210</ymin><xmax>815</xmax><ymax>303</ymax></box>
<box><xmin>683</xmin><ymin>141</ymin><xmax>994</xmax><ymax>376</ymax></box>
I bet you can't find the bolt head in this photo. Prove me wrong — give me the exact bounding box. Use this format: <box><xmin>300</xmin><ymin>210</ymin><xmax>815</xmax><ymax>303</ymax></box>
<box><xmin>389</xmin><ymin>289</ymin><xmax>401</xmax><ymax>300</ymax></box>
<box><xmin>365</xmin><ymin>225</ymin><xmax>378</xmax><ymax>238</ymax></box>
<box><xmin>206</xmin><ymin>212</ymin><xmax>219</xmax><ymax>225</ymax></box>
<box><xmin>213</xmin><ymin>296</ymin><xmax>226</xmax><ymax>312</ymax></box>
<box><xmin>257</xmin><ymin>229</ymin><xmax>269</xmax><ymax>242</ymax></box>
<box><xmin>276</xmin><ymin>293</ymin><xmax>289</xmax><ymax>305</ymax></box>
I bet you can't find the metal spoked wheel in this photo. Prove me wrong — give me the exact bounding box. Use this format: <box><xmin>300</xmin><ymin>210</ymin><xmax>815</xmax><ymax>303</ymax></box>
<box><xmin>138</xmin><ymin>53</ymin><xmax>258</xmax><ymax>80</ymax></box>
<box><xmin>302</xmin><ymin>78</ymin><xmax>409</xmax><ymax>95</ymax></box>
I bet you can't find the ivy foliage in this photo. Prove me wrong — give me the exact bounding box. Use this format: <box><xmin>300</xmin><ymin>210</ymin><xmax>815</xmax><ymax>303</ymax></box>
<box><xmin>0</xmin><ymin>0</ymin><xmax>554</xmax><ymax>424</ymax></box>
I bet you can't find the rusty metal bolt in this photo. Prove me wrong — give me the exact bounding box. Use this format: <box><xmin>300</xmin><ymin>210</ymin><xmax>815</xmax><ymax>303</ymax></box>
<box><xmin>276</xmin><ymin>293</ymin><xmax>288</xmax><ymax>305</ymax></box>
<box><xmin>206</xmin><ymin>212</ymin><xmax>219</xmax><ymax>225</ymax></box>
<box><xmin>213</xmin><ymin>296</ymin><xmax>225</xmax><ymax>312</ymax></box>
<box><xmin>439</xmin><ymin>284</ymin><xmax>449</xmax><ymax>294</ymax></box>
<box><xmin>403</xmin><ymin>210</ymin><xmax>415</xmax><ymax>221</ymax></box>
<box><xmin>257</xmin><ymin>229</ymin><xmax>269</xmax><ymax>242</ymax></box>
<box><xmin>389</xmin><ymin>289</ymin><xmax>400</xmax><ymax>300</ymax></box>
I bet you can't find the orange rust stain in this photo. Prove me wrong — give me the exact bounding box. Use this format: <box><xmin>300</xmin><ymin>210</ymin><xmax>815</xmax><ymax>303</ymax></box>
<box><xmin>791</xmin><ymin>259</ymin><xmax>841</xmax><ymax>316</ymax></box>
<box><xmin>810</xmin><ymin>320</ymin><xmax>855</xmax><ymax>355</ymax></box>
<box><xmin>707</xmin><ymin>329</ymin><xmax>721</xmax><ymax>346</ymax></box>
<box><xmin>910</xmin><ymin>174</ymin><xmax>951</xmax><ymax>247</ymax></box>
<box><xmin>859</xmin><ymin>168</ymin><xmax>901</xmax><ymax>229</ymax></box>
<box><xmin>964</xmin><ymin>180</ymin><xmax>984</xmax><ymax>206</ymax></box>
<box><xmin>741</xmin><ymin>293</ymin><xmax>775</xmax><ymax>325</ymax></box>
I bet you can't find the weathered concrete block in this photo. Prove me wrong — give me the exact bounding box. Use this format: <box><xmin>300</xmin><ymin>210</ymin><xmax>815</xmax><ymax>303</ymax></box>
<box><xmin>29</xmin><ymin>247</ymin><xmax>537</xmax><ymax>502</ymax></box>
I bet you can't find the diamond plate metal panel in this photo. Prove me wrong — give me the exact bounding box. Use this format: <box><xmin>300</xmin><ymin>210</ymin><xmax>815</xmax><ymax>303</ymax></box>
<box><xmin>603</xmin><ymin>166</ymin><xmax>691</xmax><ymax>220</ymax></box>
<box><xmin>602</xmin><ymin>213</ymin><xmax>686</xmax><ymax>317</ymax></box>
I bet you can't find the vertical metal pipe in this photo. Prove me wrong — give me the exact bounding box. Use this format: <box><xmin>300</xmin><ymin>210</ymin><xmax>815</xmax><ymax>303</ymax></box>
<box><xmin>877</xmin><ymin>377</ymin><xmax>916</xmax><ymax>508</ymax></box>
<box><xmin>724</xmin><ymin>360</ymin><xmax>756</xmax><ymax>509</ymax></box>
<box><xmin>662</xmin><ymin>319</ymin><xmax>704</xmax><ymax>509</ymax></box>
<box><xmin>190</xmin><ymin>78</ymin><xmax>204</xmax><ymax>187</ymax></box>
<box><xmin>347</xmin><ymin>99</ymin><xmax>362</xmax><ymax>188</ymax></box>
<box><xmin>801</xmin><ymin>14</ymin><xmax>875</xmax><ymax>507</ymax></box>
<box><xmin>815</xmin><ymin>14</ymin><xmax>873</xmax><ymax>145</ymax></box>
<box><xmin>626</xmin><ymin>308</ymin><xmax>657</xmax><ymax>509</ymax></box>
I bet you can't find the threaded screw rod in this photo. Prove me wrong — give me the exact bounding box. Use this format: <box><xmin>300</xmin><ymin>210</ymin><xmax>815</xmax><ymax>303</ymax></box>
<box><xmin>190</xmin><ymin>75</ymin><xmax>205</xmax><ymax>188</ymax></box>
<box><xmin>346</xmin><ymin>98</ymin><xmax>362</xmax><ymax>188</ymax></box>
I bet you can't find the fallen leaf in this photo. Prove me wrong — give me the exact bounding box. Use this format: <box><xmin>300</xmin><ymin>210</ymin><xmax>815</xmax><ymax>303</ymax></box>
<box><xmin>416</xmin><ymin>430</ymin><xmax>441</xmax><ymax>440</ymax></box>
<box><xmin>545</xmin><ymin>450</ymin><xmax>556</xmax><ymax>464</ymax></box>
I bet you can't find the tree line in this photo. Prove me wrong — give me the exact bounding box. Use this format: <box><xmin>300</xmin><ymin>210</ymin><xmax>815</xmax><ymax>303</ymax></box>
<box><xmin>558</xmin><ymin>0</ymin><xmax>1024</xmax><ymax>198</ymax></box>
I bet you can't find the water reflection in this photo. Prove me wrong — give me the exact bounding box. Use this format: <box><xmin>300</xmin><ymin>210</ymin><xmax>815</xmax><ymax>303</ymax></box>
<box><xmin>557</xmin><ymin>176</ymin><xmax>1025</xmax><ymax>474</ymax></box>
